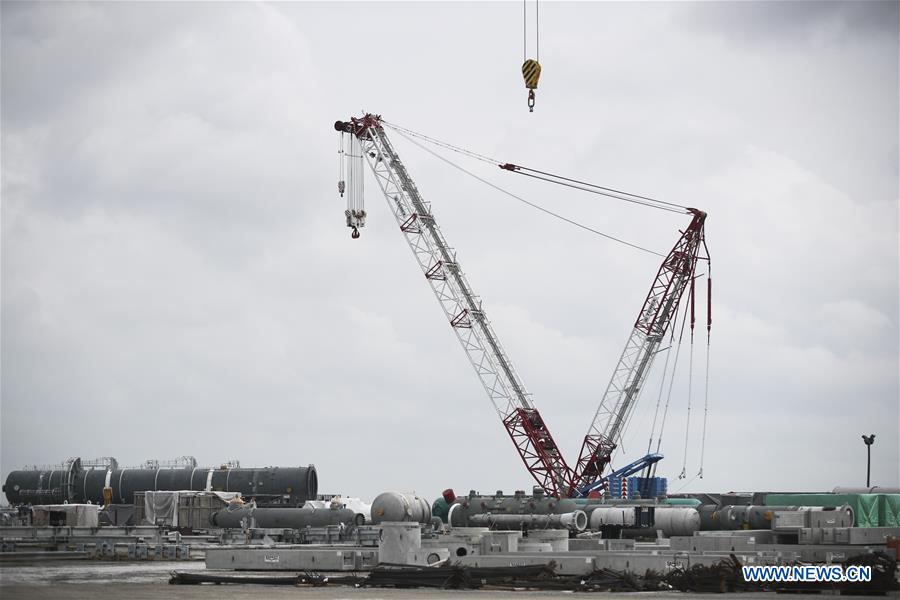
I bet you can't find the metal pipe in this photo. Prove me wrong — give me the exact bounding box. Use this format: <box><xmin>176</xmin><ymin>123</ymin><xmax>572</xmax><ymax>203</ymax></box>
<box><xmin>210</xmin><ymin>506</ymin><xmax>361</xmax><ymax>529</ymax></box>
<box><xmin>447</xmin><ymin>493</ymin><xmax>580</xmax><ymax>527</ymax></box>
<box><xmin>468</xmin><ymin>510</ymin><xmax>587</xmax><ymax>532</ymax></box>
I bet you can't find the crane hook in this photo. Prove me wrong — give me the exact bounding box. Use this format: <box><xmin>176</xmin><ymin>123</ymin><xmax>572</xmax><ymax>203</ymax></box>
<box><xmin>351</xmin><ymin>227</ymin><xmax>360</xmax><ymax>239</ymax></box>
<box><xmin>522</xmin><ymin>59</ymin><xmax>541</xmax><ymax>113</ymax></box>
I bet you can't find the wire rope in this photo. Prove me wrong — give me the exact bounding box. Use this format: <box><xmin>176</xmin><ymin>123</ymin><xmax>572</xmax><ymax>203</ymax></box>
<box><xmin>389</xmin><ymin>127</ymin><xmax>666</xmax><ymax>257</ymax></box>
<box><xmin>509</xmin><ymin>170</ymin><xmax>686</xmax><ymax>214</ymax></box>
<box><xmin>654</xmin><ymin>295</ymin><xmax>691</xmax><ymax>456</ymax></box>
<box><xmin>381</xmin><ymin>121</ymin><xmax>689</xmax><ymax>215</ymax></box>
<box><xmin>671</xmin><ymin>472</ymin><xmax>699</xmax><ymax>494</ymax></box>
<box><xmin>523</xmin><ymin>0</ymin><xmax>527</xmax><ymax>62</ymax></box>
<box><xmin>647</xmin><ymin>339</ymin><xmax>676</xmax><ymax>454</ymax></box>
<box><xmin>679</xmin><ymin>334</ymin><xmax>694</xmax><ymax>479</ymax></box>
<box><xmin>698</xmin><ymin>335</ymin><xmax>710</xmax><ymax>479</ymax></box>
<box><xmin>382</xmin><ymin>120</ymin><xmax>500</xmax><ymax>165</ymax></box>
<box><xmin>508</xmin><ymin>166</ymin><xmax>689</xmax><ymax>212</ymax></box>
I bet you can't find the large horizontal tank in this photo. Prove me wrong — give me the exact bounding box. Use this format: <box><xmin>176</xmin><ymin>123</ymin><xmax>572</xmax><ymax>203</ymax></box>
<box><xmin>3</xmin><ymin>458</ymin><xmax>317</xmax><ymax>506</ymax></box>
<box><xmin>698</xmin><ymin>504</ymin><xmax>725</xmax><ymax>530</ymax></box>
<box><xmin>588</xmin><ymin>506</ymin><xmax>639</xmax><ymax>529</ymax></box>
<box><xmin>652</xmin><ymin>507</ymin><xmax>701</xmax><ymax>536</ymax></box>
<box><xmin>370</xmin><ymin>492</ymin><xmax>432</xmax><ymax>525</ymax></box>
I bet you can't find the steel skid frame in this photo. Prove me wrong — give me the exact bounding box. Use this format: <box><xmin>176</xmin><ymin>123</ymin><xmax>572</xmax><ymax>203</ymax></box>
<box><xmin>348</xmin><ymin>116</ymin><xmax>573</xmax><ymax>497</ymax></box>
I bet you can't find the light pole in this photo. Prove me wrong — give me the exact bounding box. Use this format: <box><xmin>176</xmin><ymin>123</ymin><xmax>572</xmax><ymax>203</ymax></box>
<box><xmin>861</xmin><ymin>434</ymin><xmax>875</xmax><ymax>488</ymax></box>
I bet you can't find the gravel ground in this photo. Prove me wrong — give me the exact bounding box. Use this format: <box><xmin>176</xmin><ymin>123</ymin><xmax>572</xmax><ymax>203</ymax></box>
<box><xmin>2</xmin><ymin>560</ymin><xmax>897</xmax><ymax>600</ymax></box>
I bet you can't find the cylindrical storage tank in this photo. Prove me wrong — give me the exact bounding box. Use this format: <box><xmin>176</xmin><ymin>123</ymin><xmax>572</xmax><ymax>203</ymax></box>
<box><xmin>370</xmin><ymin>492</ymin><xmax>432</xmax><ymax>525</ymax></box>
<box><xmin>744</xmin><ymin>506</ymin><xmax>799</xmax><ymax>529</ymax></box>
<box><xmin>80</xmin><ymin>469</ymin><xmax>113</xmax><ymax>505</ymax></box>
<box><xmin>720</xmin><ymin>505</ymin><xmax>748</xmax><ymax>530</ymax></box>
<box><xmin>652</xmin><ymin>507</ymin><xmax>701</xmax><ymax>537</ymax></box>
<box><xmin>210</xmin><ymin>506</ymin><xmax>360</xmax><ymax>529</ymax></box>
<box><xmin>698</xmin><ymin>504</ymin><xmax>723</xmax><ymax>530</ymax></box>
<box><xmin>108</xmin><ymin>465</ymin><xmax>317</xmax><ymax>506</ymax></box>
<box><xmin>111</xmin><ymin>468</ymin><xmax>194</xmax><ymax>505</ymax></box>
<box><xmin>204</xmin><ymin>466</ymin><xmax>318</xmax><ymax>506</ymax></box>
<box><xmin>5</xmin><ymin>464</ymin><xmax>317</xmax><ymax>506</ymax></box>
<box><xmin>2</xmin><ymin>470</ymin><xmax>69</xmax><ymax>504</ymax></box>
<box><xmin>589</xmin><ymin>506</ymin><xmax>637</xmax><ymax>530</ymax></box>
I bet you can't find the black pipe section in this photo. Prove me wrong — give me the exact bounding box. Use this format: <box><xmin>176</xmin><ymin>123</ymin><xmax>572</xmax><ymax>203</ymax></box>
<box><xmin>210</xmin><ymin>506</ymin><xmax>362</xmax><ymax>529</ymax></box>
<box><xmin>3</xmin><ymin>463</ymin><xmax>317</xmax><ymax>507</ymax></box>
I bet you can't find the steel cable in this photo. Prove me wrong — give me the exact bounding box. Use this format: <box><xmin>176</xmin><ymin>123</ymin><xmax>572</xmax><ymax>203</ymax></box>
<box><xmin>389</xmin><ymin>128</ymin><xmax>665</xmax><ymax>257</ymax></box>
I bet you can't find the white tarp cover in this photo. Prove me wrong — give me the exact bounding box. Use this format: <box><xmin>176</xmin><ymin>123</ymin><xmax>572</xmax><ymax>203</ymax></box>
<box><xmin>32</xmin><ymin>504</ymin><xmax>99</xmax><ymax>527</ymax></box>
<box><xmin>144</xmin><ymin>491</ymin><xmax>178</xmax><ymax>526</ymax></box>
<box><xmin>142</xmin><ymin>490</ymin><xmax>240</xmax><ymax>526</ymax></box>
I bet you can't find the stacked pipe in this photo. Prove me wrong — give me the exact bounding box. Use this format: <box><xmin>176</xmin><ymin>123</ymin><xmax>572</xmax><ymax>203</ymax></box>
<box><xmin>210</xmin><ymin>505</ymin><xmax>363</xmax><ymax>529</ymax></box>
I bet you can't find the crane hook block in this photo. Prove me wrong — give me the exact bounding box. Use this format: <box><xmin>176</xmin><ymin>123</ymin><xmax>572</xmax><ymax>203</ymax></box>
<box><xmin>522</xmin><ymin>59</ymin><xmax>541</xmax><ymax>112</ymax></box>
<box><xmin>351</xmin><ymin>227</ymin><xmax>360</xmax><ymax>239</ymax></box>
<box><xmin>522</xmin><ymin>59</ymin><xmax>541</xmax><ymax>90</ymax></box>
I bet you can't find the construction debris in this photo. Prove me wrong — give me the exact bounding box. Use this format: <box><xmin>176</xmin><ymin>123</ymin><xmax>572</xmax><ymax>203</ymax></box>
<box><xmin>664</xmin><ymin>555</ymin><xmax>753</xmax><ymax>593</ymax></box>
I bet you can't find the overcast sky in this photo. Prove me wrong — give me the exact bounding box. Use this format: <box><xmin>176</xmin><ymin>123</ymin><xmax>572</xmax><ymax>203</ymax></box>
<box><xmin>2</xmin><ymin>1</ymin><xmax>898</xmax><ymax>503</ymax></box>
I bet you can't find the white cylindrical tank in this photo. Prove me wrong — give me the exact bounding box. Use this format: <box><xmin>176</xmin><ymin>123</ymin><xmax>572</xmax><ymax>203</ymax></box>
<box><xmin>652</xmin><ymin>507</ymin><xmax>701</xmax><ymax>537</ymax></box>
<box><xmin>589</xmin><ymin>506</ymin><xmax>637</xmax><ymax>530</ymax></box>
<box><xmin>561</xmin><ymin>510</ymin><xmax>589</xmax><ymax>532</ymax></box>
<box><xmin>370</xmin><ymin>492</ymin><xmax>432</xmax><ymax>525</ymax></box>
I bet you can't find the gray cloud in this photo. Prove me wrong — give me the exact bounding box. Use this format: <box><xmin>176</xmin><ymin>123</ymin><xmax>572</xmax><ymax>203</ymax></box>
<box><xmin>679</xmin><ymin>1</ymin><xmax>899</xmax><ymax>41</ymax></box>
<box><xmin>2</xmin><ymin>1</ymin><xmax>897</xmax><ymax>501</ymax></box>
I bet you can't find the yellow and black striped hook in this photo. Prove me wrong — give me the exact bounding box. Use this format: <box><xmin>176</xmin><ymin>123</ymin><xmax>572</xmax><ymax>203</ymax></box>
<box><xmin>522</xmin><ymin>59</ymin><xmax>541</xmax><ymax>112</ymax></box>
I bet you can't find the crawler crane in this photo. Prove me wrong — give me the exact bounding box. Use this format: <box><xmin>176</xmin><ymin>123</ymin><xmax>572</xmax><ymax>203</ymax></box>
<box><xmin>334</xmin><ymin>114</ymin><xmax>710</xmax><ymax>497</ymax></box>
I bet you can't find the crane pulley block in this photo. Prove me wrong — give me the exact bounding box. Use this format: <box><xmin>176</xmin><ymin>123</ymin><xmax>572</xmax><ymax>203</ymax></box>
<box><xmin>522</xmin><ymin>59</ymin><xmax>541</xmax><ymax>112</ymax></box>
<box><xmin>522</xmin><ymin>59</ymin><xmax>541</xmax><ymax>89</ymax></box>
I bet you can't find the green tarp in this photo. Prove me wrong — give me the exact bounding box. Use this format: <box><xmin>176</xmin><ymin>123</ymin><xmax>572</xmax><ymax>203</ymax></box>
<box><xmin>763</xmin><ymin>493</ymin><xmax>900</xmax><ymax>528</ymax></box>
<box><xmin>880</xmin><ymin>494</ymin><xmax>900</xmax><ymax>527</ymax></box>
<box><xmin>664</xmin><ymin>498</ymin><xmax>702</xmax><ymax>507</ymax></box>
